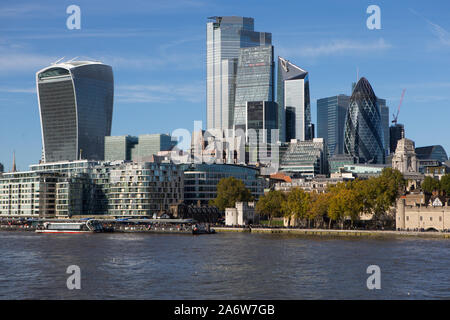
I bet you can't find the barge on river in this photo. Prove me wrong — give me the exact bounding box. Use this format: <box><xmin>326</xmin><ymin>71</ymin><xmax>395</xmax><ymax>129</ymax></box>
<box><xmin>36</xmin><ymin>220</ymin><xmax>103</xmax><ymax>234</ymax></box>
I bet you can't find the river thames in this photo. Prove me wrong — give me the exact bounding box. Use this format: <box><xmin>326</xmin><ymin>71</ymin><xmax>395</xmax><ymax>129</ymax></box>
<box><xmin>0</xmin><ymin>231</ymin><xmax>448</xmax><ymax>299</ymax></box>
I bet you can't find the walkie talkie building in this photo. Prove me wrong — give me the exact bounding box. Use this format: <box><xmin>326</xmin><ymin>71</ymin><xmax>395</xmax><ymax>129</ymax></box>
<box><xmin>344</xmin><ymin>77</ymin><xmax>385</xmax><ymax>164</ymax></box>
<box><xmin>36</xmin><ymin>60</ymin><xmax>114</xmax><ymax>163</ymax></box>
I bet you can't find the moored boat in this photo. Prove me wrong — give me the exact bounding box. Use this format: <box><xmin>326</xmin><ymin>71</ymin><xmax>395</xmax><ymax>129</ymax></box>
<box><xmin>36</xmin><ymin>220</ymin><xmax>103</xmax><ymax>234</ymax></box>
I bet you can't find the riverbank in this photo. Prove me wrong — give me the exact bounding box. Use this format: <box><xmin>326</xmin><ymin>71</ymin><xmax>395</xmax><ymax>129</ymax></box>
<box><xmin>214</xmin><ymin>227</ymin><xmax>450</xmax><ymax>239</ymax></box>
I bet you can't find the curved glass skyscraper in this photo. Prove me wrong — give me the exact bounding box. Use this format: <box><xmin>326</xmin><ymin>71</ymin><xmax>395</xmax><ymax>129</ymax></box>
<box><xmin>344</xmin><ymin>77</ymin><xmax>384</xmax><ymax>164</ymax></box>
<box><xmin>36</xmin><ymin>60</ymin><xmax>114</xmax><ymax>162</ymax></box>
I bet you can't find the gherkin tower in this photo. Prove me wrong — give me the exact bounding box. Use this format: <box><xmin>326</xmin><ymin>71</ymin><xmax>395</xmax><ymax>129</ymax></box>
<box><xmin>344</xmin><ymin>77</ymin><xmax>384</xmax><ymax>164</ymax></box>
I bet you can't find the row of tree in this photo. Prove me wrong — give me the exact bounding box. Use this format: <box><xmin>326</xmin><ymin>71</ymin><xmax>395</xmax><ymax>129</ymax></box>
<box><xmin>256</xmin><ymin>168</ymin><xmax>405</xmax><ymax>229</ymax></box>
<box><xmin>422</xmin><ymin>174</ymin><xmax>450</xmax><ymax>195</ymax></box>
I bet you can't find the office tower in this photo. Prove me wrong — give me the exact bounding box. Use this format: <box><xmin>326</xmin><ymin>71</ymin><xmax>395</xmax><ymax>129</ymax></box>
<box><xmin>206</xmin><ymin>16</ymin><xmax>271</xmax><ymax>131</ymax></box>
<box><xmin>233</xmin><ymin>45</ymin><xmax>275</xmax><ymax>130</ymax></box>
<box><xmin>378</xmin><ymin>98</ymin><xmax>390</xmax><ymax>155</ymax></box>
<box><xmin>132</xmin><ymin>134</ymin><xmax>177</xmax><ymax>161</ymax></box>
<box><xmin>280</xmin><ymin>138</ymin><xmax>328</xmax><ymax>176</ymax></box>
<box><xmin>285</xmin><ymin>107</ymin><xmax>296</xmax><ymax>141</ymax></box>
<box><xmin>415</xmin><ymin>145</ymin><xmax>448</xmax><ymax>163</ymax></box>
<box><xmin>245</xmin><ymin>101</ymin><xmax>278</xmax><ymax>164</ymax></box>
<box><xmin>246</xmin><ymin>101</ymin><xmax>278</xmax><ymax>143</ymax></box>
<box><xmin>277</xmin><ymin>57</ymin><xmax>311</xmax><ymax>142</ymax></box>
<box><xmin>344</xmin><ymin>77</ymin><xmax>385</xmax><ymax>164</ymax></box>
<box><xmin>390</xmin><ymin>123</ymin><xmax>405</xmax><ymax>154</ymax></box>
<box><xmin>317</xmin><ymin>94</ymin><xmax>350</xmax><ymax>156</ymax></box>
<box><xmin>0</xmin><ymin>163</ymin><xmax>3</xmax><ymax>173</ymax></box>
<box><xmin>36</xmin><ymin>60</ymin><xmax>114</xmax><ymax>162</ymax></box>
<box><xmin>105</xmin><ymin>135</ymin><xmax>139</xmax><ymax>161</ymax></box>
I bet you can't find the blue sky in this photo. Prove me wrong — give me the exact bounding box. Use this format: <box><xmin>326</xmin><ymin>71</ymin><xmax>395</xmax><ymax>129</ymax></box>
<box><xmin>0</xmin><ymin>0</ymin><xmax>449</xmax><ymax>171</ymax></box>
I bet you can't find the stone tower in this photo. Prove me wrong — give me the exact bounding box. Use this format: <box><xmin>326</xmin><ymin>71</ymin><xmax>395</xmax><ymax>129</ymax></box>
<box><xmin>392</xmin><ymin>138</ymin><xmax>418</xmax><ymax>174</ymax></box>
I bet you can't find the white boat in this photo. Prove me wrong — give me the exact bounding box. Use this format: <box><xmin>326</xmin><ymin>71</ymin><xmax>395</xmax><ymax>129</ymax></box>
<box><xmin>36</xmin><ymin>220</ymin><xmax>103</xmax><ymax>234</ymax></box>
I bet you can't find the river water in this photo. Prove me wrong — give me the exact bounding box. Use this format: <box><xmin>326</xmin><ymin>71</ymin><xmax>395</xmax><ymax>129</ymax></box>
<box><xmin>0</xmin><ymin>231</ymin><xmax>448</xmax><ymax>299</ymax></box>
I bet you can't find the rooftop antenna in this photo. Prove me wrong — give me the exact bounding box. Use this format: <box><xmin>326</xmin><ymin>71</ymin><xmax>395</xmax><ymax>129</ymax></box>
<box><xmin>51</xmin><ymin>57</ymin><xmax>65</xmax><ymax>65</ymax></box>
<box><xmin>356</xmin><ymin>67</ymin><xmax>359</xmax><ymax>82</ymax></box>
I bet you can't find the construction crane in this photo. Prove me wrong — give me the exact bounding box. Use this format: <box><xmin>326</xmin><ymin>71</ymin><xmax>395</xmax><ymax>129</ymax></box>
<box><xmin>392</xmin><ymin>89</ymin><xmax>406</xmax><ymax>125</ymax></box>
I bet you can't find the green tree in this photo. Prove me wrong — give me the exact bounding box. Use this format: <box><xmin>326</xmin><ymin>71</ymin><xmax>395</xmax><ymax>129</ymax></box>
<box><xmin>440</xmin><ymin>174</ymin><xmax>450</xmax><ymax>195</ymax></box>
<box><xmin>281</xmin><ymin>188</ymin><xmax>310</xmax><ymax>226</ymax></box>
<box><xmin>422</xmin><ymin>176</ymin><xmax>440</xmax><ymax>194</ymax></box>
<box><xmin>209</xmin><ymin>177</ymin><xmax>254</xmax><ymax>211</ymax></box>
<box><xmin>255</xmin><ymin>190</ymin><xmax>286</xmax><ymax>225</ymax></box>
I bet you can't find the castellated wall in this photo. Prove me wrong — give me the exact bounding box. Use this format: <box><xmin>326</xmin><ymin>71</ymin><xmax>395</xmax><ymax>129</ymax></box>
<box><xmin>396</xmin><ymin>198</ymin><xmax>450</xmax><ymax>231</ymax></box>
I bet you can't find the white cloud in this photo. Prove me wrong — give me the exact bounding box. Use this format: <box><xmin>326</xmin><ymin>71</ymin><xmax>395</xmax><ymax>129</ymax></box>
<box><xmin>0</xmin><ymin>87</ymin><xmax>36</xmax><ymax>94</ymax></box>
<box><xmin>279</xmin><ymin>38</ymin><xmax>391</xmax><ymax>58</ymax></box>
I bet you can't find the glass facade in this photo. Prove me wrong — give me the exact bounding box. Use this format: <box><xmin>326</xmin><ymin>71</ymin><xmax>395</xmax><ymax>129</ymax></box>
<box><xmin>344</xmin><ymin>78</ymin><xmax>385</xmax><ymax>164</ymax></box>
<box><xmin>280</xmin><ymin>138</ymin><xmax>328</xmax><ymax>176</ymax></box>
<box><xmin>317</xmin><ymin>94</ymin><xmax>350</xmax><ymax>156</ymax></box>
<box><xmin>378</xmin><ymin>98</ymin><xmax>390</xmax><ymax>155</ymax></box>
<box><xmin>233</xmin><ymin>45</ymin><xmax>274</xmax><ymax>128</ymax></box>
<box><xmin>415</xmin><ymin>145</ymin><xmax>448</xmax><ymax>163</ymax></box>
<box><xmin>390</xmin><ymin>124</ymin><xmax>405</xmax><ymax>154</ymax></box>
<box><xmin>105</xmin><ymin>135</ymin><xmax>139</xmax><ymax>161</ymax></box>
<box><xmin>206</xmin><ymin>16</ymin><xmax>271</xmax><ymax>130</ymax></box>
<box><xmin>181</xmin><ymin>163</ymin><xmax>264</xmax><ymax>206</ymax></box>
<box><xmin>277</xmin><ymin>57</ymin><xmax>311</xmax><ymax>142</ymax></box>
<box><xmin>37</xmin><ymin>61</ymin><xmax>114</xmax><ymax>162</ymax></box>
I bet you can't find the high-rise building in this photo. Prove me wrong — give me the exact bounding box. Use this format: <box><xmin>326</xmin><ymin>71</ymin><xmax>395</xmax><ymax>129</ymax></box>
<box><xmin>280</xmin><ymin>138</ymin><xmax>328</xmax><ymax>176</ymax></box>
<box><xmin>344</xmin><ymin>77</ymin><xmax>385</xmax><ymax>164</ymax></box>
<box><xmin>233</xmin><ymin>45</ymin><xmax>275</xmax><ymax>130</ymax></box>
<box><xmin>277</xmin><ymin>57</ymin><xmax>311</xmax><ymax>142</ymax></box>
<box><xmin>36</xmin><ymin>60</ymin><xmax>114</xmax><ymax>162</ymax></box>
<box><xmin>245</xmin><ymin>101</ymin><xmax>278</xmax><ymax>164</ymax></box>
<box><xmin>378</xmin><ymin>98</ymin><xmax>390</xmax><ymax>155</ymax></box>
<box><xmin>317</xmin><ymin>94</ymin><xmax>350</xmax><ymax>156</ymax></box>
<box><xmin>105</xmin><ymin>134</ymin><xmax>176</xmax><ymax>162</ymax></box>
<box><xmin>206</xmin><ymin>16</ymin><xmax>271</xmax><ymax>131</ymax></box>
<box><xmin>105</xmin><ymin>136</ymin><xmax>139</xmax><ymax>162</ymax></box>
<box><xmin>390</xmin><ymin>123</ymin><xmax>405</xmax><ymax>154</ymax></box>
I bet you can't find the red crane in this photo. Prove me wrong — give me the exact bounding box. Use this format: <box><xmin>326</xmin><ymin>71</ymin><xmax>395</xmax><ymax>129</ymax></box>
<box><xmin>392</xmin><ymin>89</ymin><xmax>406</xmax><ymax>125</ymax></box>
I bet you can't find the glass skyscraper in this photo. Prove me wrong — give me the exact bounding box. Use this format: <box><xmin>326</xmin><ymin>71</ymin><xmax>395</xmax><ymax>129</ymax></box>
<box><xmin>277</xmin><ymin>57</ymin><xmax>311</xmax><ymax>142</ymax></box>
<box><xmin>317</xmin><ymin>94</ymin><xmax>350</xmax><ymax>156</ymax></box>
<box><xmin>344</xmin><ymin>77</ymin><xmax>385</xmax><ymax>164</ymax></box>
<box><xmin>36</xmin><ymin>60</ymin><xmax>114</xmax><ymax>162</ymax></box>
<box><xmin>233</xmin><ymin>45</ymin><xmax>275</xmax><ymax>130</ymax></box>
<box><xmin>206</xmin><ymin>16</ymin><xmax>271</xmax><ymax>130</ymax></box>
<box><xmin>378</xmin><ymin>98</ymin><xmax>390</xmax><ymax>155</ymax></box>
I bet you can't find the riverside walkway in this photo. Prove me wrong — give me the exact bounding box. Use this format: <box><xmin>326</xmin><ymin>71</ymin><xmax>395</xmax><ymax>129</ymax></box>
<box><xmin>214</xmin><ymin>227</ymin><xmax>450</xmax><ymax>239</ymax></box>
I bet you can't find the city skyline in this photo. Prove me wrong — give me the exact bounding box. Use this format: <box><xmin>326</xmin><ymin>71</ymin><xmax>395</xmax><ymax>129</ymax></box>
<box><xmin>1</xmin><ymin>0</ymin><xmax>450</xmax><ymax>170</ymax></box>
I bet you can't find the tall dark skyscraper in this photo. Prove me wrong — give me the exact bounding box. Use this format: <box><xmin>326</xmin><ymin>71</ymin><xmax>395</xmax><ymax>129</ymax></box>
<box><xmin>277</xmin><ymin>57</ymin><xmax>311</xmax><ymax>142</ymax></box>
<box><xmin>344</xmin><ymin>77</ymin><xmax>385</xmax><ymax>164</ymax></box>
<box><xmin>390</xmin><ymin>123</ymin><xmax>405</xmax><ymax>154</ymax></box>
<box><xmin>206</xmin><ymin>16</ymin><xmax>271</xmax><ymax>130</ymax></box>
<box><xmin>36</xmin><ymin>60</ymin><xmax>114</xmax><ymax>162</ymax></box>
<box><xmin>317</xmin><ymin>94</ymin><xmax>350</xmax><ymax>156</ymax></box>
<box><xmin>378</xmin><ymin>98</ymin><xmax>390</xmax><ymax>155</ymax></box>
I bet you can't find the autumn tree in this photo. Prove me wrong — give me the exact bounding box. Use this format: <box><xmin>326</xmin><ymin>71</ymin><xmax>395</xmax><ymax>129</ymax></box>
<box><xmin>255</xmin><ymin>190</ymin><xmax>286</xmax><ymax>225</ymax></box>
<box><xmin>281</xmin><ymin>188</ymin><xmax>310</xmax><ymax>226</ymax></box>
<box><xmin>307</xmin><ymin>192</ymin><xmax>332</xmax><ymax>228</ymax></box>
